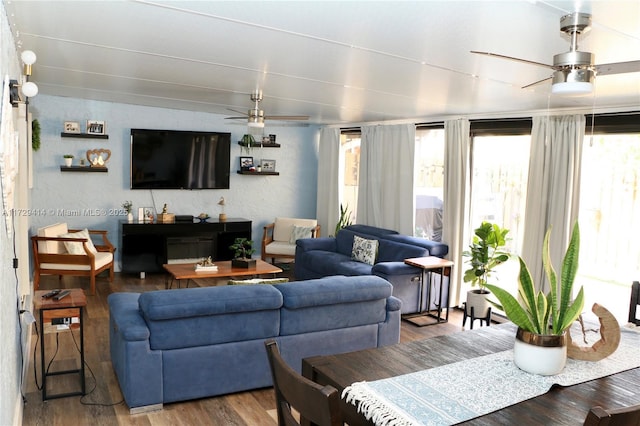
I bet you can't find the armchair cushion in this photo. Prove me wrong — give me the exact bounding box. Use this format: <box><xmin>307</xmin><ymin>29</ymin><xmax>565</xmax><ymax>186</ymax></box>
<box><xmin>37</xmin><ymin>222</ymin><xmax>68</xmax><ymax>254</ymax></box>
<box><xmin>274</xmin><ymin>217</ymin><xmax>318</xmax><ymax>242</ymax></box>
<box><xmin>59</xmin><ymin>228</ymin><xmax>98</xmax><ymax>254</ymax></box>
<box><xmin>289</xmin><ymin>225</ymin><xmax>316</xmax><ymax>244</ymax></box>
<box><xmin>41</xmin><ymin>251</ymin><xmax>113</xmax><ymax>271</ymax></box>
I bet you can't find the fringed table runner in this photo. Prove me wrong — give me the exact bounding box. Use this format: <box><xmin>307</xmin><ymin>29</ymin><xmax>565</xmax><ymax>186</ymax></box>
<box><xmin>343</xmin><ymin>326</ymin><xmax>640</xmax><ymax>426</ymax></box>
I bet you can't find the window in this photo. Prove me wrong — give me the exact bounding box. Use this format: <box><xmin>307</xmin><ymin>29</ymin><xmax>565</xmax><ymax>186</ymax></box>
<box><xmin>340</xmin><ymin>132</ymin><xmax>360</xmax><ymax>224</ymax></box>
<box><xmin>578</xmin><ymin>131</ymin><xmax>640</xmax><ymax>322</ymax></box>
<box><xmin>414</xmin><ymin>128</ymin><xmax>444</xmax><ymax>240</ymax></box>
<box><xmin>467</xmin><ymin>133</ymin><xmax>531</xmax><ymax>297</ymax></box>
<box><xmin>340</xmin><ymin>128</ymin><xmax>445</xmax><ymax>241</ymax></box>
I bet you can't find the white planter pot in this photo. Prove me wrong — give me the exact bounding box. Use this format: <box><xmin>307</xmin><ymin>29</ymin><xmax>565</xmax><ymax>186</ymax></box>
<box><xmin>64</xmin><ymin>158</ymin><xmax>73</xmax><ymax>167</ymax></box>
<box><xmin>127</xmin><ymin>212</ymin><xmax>133</xmax><ymax>223</ymax></box>
<box><xmin>465</xmin><ymin>289</ymin><xmax>491</xmax><ymax>317</ymax></box>
<box><xmin>513</xmin><ymin>328</ymin><xmax>567</xmax><ymax>376</ymax></box>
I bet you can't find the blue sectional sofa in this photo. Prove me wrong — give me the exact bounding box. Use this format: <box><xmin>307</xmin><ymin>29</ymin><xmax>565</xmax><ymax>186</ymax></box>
<box><xmin>295</xmin><ymin>224</ymin><xmax>449</xmax><ymax>314</ymax></box>
<box><xmin>108</xmin><ymin>275</ymin><xmax>401</xmax><ymax>412</ymax></box>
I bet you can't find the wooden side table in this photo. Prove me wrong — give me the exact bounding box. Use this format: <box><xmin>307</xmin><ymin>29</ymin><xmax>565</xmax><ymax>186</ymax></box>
<box><xmin>33</xmin><ymin>288</ymin><xmax>87</xmax><ymax>400</ymax></box>
<box><xmin>403</xmin><ymin>256</ymin><xmax>454</xmax><ymax>326</ymax></box>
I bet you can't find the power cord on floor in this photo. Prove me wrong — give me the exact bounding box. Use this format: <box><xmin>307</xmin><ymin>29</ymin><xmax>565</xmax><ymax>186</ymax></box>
<box><xmin>27</xmin><ymin>321</ymin><xmax>123</xmax><ymax>407</ymax></box>
<box><xmin>68</xmin><ymin>323</ymin><xmax>124</xmax><ymax>407</ymax></box>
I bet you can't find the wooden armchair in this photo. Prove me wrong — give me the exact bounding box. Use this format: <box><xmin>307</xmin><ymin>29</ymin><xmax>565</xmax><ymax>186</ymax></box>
<box><xmin>629</xmin><ymin>281</ymin><xmax>640</xmax><ymax>325</ymax></box>
<box><xmin>584</xmin><ymin>402</ymin><xmax>640</xmax><ymax>425</ymax></box>
<box><xmin>261</xmin><ymin>217</ymin><xmax>320</xmax><ymax>263</ymax></box>
<box><xmin>31</xmin><ymin>223</ymin><xmax>115</xmax><ymax>295</ymax></box>
<box><xmin>264</xmin><ymin>339</ymin><xmax>342</xmax><ymax>426</ymax></box>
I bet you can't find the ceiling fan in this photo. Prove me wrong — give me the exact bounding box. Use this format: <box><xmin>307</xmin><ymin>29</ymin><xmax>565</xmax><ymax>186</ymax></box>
<box><xmin>471</xmin><ymin>12</ymin><xmax>640</xmax><ymax>95</ymax></box>
<box><xmin>226</xmin><ymin>90</ymin><xmax>309</xmax><ymax>128</ymax></box>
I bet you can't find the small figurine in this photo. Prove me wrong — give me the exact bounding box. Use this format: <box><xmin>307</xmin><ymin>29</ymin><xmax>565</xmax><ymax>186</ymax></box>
<box><xmin>162</xmin><ymin>204</ymin><xmax>168</xmax><ymax>214</ymax></box>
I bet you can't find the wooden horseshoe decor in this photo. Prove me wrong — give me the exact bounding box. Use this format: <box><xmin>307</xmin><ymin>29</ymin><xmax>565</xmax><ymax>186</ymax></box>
<box><xmin>567</xmin><ymin>303</ymin><xmax>620</xmax><ymax>361</ymax></box>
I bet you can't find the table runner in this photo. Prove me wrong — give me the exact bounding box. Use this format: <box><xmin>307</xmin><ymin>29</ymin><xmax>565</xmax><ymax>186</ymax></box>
<box><xmin>343</xmin><ymin>326</ymin><xmax>640</xmax><ymax>426</ymax></box>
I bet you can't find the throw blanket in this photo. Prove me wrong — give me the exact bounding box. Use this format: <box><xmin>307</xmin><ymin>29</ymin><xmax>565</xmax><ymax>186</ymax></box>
<box><xmin>343</xmin><ymin>326</ymin><xmax>640</xmax><ymax>426</ymax></box>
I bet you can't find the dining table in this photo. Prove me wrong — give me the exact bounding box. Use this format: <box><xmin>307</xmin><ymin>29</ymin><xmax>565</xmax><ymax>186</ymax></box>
<box><xmin>302</xmin><ymin>321</ymin><xmax>640</xmax><ymax>425</ymax></box>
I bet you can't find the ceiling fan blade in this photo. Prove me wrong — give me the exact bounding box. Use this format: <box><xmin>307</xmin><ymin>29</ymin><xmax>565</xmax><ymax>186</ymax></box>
<box><xmin>471</xmin><ymin>51</ymin><xmax>555</xmax><ymax>70</ymax></box>
<box><xmin>522</xmin><ymin>76</ymin><xmax>552</xmax><ymax>89</ymax></box>
<box><xmin>225</xmin><ymin>116</ymin><xmax>247</xmax><ymax>120</ymax></box>
<box><xmin>595</xmin><ymin>60</ymin><xmax>640</xmax><ymax>76</ymax></box>
<box><xmin>264</xmin><ymin>115</ymin><xmax>310</xmax><ymax>121</ymax></box>
<box><xmin>226</xmin><ymin>107</ymin><xmax>248</xmax><ymax>116</ymax></box>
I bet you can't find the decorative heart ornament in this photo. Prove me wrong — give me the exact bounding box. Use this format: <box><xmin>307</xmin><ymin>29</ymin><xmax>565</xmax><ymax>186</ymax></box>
<box><xmin>86</xmin><ymin>148</ymin><xmax>111</xmax><ymax>167</ymax></box>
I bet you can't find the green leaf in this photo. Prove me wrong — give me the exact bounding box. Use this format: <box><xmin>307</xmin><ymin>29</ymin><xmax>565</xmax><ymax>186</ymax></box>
<box><xmin>556</xmin><ymin>286</ymin><xmax>585</xmax><ymax>333</ymax></box>
<box><xmin>556</xmin><ymin>223</ymin><xmax>580</xmax><ymax>332</ymax></box>
<box><xmin>485</xmin><ymin>284</ymin><xmax>536</xmax><ymax>332</ymax></box>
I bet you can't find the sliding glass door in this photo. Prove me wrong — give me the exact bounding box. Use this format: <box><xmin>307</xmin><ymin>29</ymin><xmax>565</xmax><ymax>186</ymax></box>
<box><xmin>578</xmin><ymin>132</ymin><xmax>640</xmax><ymax>322</ymax></box>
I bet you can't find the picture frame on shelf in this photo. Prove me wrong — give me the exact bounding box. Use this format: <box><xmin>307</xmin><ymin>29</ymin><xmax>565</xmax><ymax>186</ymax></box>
<box><xmin>63</xmin><ymin>121</ymin><xmax>81</xmax><ymax>134</ymax></box>
<box><xmin>240</xmin><ymin>156</ymin><xmax>254</xmax><ymax>171</ymax></box>
<box><xmin>260</xmin><ymin>159</ymin><xmax>276</xmax><ymax>172</ymax></box>
<box><xmin>87</xmin><ymin>120</ymin><xmax>106</xmax><ymax>135</ymax></box>
<box><xmin>142</xmin><ymin>207</ymin><xmax>155</xmax><ymax>223</ymax></box>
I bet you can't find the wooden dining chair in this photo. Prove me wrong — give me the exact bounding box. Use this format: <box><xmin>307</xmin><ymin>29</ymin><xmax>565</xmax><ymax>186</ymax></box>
<box><xmin>583</xmin><ymin>403</ymin><xmax>640</xmax><ymax>425</ymax></box>
<box><xmin>629</xmin><ymin>281</ymin><xmax>640</xmax><ymax>325</ymax></box>
<box><xmin>264</xmin><ymin>339</ymin><xmax>343</xmax><ymax>426</ymax></box>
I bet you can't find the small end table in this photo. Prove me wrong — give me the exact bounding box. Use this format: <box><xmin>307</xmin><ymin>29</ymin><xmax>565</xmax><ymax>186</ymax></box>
<box><xmin>403</xmin><ymin>256</ymin><xmax>454</xmax><ymax>327</ymax></box>
<box><xmin>33</xmin><ymin>288</ymin><xmax>86</xmax><ymax>400</ymax></box>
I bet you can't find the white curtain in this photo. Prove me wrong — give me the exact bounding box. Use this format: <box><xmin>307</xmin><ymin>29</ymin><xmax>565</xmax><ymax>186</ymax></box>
<box><xmin>522</xmin><ymin>114</ymin><xmax>585</xmax><ymax>291</ymax></box>
<box><xmin>442</xmin><ymin>119</ymin><xmax>470</xmax><ymax>307</ymax></box>
<box><xmin>316</xmin><ymin>127</ymin><xmax>341</xmax><ymax>236</ymax></box>
<box><xmin>357</xmin><ymin>124</ymin><xmax>415</xmax><ymax>235</ymax></box>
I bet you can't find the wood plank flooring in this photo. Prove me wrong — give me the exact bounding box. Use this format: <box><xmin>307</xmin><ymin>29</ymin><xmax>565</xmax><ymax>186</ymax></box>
<box><xmin>22</xmin><ymin>269</ymin><xmax>473</xmax><ymax>425</ymax></box>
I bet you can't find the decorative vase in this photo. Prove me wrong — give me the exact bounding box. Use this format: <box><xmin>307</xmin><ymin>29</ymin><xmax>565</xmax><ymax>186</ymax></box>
<box><xmin>231</xmin><ymin>258</ymin><xmax>256</xmax><ymax>268</ymax></box>
<box><xmin>513</xmin><ymin>328</ymin><xmax>567</xmax><ymax>376</ymax></box>
<box><xmin>127</xmin><ymin>212</ymin><xmax>133</xmax><ymax>223</ymax></box>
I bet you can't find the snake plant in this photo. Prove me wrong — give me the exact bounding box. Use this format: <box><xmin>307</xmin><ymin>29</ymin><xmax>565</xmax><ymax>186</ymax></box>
<box><xmin>485</xmin><ymin>222</ymin><xmax>584</xmax><ymax>336</ymax></box>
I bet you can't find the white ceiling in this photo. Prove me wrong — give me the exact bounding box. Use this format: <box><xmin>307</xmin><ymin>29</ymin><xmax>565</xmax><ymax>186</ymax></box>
<box><xmin>4</xmin><ymin>0</ymin><xmax>640</xmax><ymax>126</ymax></box>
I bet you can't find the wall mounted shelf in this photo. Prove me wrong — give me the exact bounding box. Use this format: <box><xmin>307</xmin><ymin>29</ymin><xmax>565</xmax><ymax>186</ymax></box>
<box><xmin>237</xmin><ymin>142</ymin><xmax>280</xmax><ymax>148</ymax></box>
<box><xmin>237</xmin><ymin>170</ymin><xmax>279</xmax><ymax>176</ymax></box>
<box><xmin>60</xmin><ymin>166</ymin><xmax>108</xmax><ymax>173</ymax></box>
<box><xmin>61</xmin><ymin>132</ymin><xmax>109</xmax><ymax>139</ymax></box>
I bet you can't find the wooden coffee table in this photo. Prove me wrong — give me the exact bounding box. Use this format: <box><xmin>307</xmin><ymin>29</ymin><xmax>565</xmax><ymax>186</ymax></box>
<box><xmin>163</xmin><ymin>259</ymin><xmax>283</xmax><ymax>289</ymax></box>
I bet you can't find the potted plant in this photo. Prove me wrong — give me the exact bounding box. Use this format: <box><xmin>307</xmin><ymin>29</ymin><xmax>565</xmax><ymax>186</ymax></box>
<box><xmin>239</xmin><ymin>134</ymin><xmax>256</xmax><ymax>155</ymax></box>
<box><xmin>333</xmin><ymin>203</ymin><xmax>353</xmax><ymax>236</ymax></box>
<box><xmin>462</xmin><ymin>221</ymin><xmax>510</xmax><ymax>324</ymax></box>
<box><xmin>122</xmin><ymin>201</ymin><xmax>133</xmax><ymax>222</ymax></box>
<box><xmin>32</xmin><ymin>119</ymin><xmax>41</xmax><ymax>151</ymax></box>
<box><xmin>229</xmin><ymin>237</ymin><xmax>256</xmax><ymax>268</ymax></box>
<box><xmin>485</xmin><ymin>222</ymin><xmax>584</xmax><ymax>376</ymax></box>
<box><xmin>63</xmin><ymin>154</ymin><xmax>74</xmax><ymax>167</ymax></box>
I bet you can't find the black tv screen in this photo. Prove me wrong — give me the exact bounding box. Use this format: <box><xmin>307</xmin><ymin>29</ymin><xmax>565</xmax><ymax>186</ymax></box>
<box><xmin>130</xmin><ymin>129</ymin><xmax>231</xmax><ymax>189</ymax></box>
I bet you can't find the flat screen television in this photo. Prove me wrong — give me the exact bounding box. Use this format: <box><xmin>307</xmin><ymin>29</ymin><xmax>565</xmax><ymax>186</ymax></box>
<box><xmin>130</xmin><ymin>129</ymin><xmax>231</xmax><ymax>189</ymax></box>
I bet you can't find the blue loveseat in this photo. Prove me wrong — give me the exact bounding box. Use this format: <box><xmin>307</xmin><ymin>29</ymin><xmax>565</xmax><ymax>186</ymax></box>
<box><xmin>108</xmin><ymin>275</ymin><xmax>400</xmax><ymax>412</ymax></box>
<box><xmin>295</xmin><ymin>224</ymin><xmax>449</xmax><ymax>314</ymax></box>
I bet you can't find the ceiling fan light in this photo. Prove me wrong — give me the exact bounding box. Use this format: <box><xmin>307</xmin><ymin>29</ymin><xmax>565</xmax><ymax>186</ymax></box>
<box><xmin>247</xmin><ymin>121</ymin><xmax>264</xmax><ymax>129</ymax></box>
<box><xmin>551</xmin><ymin>68</ymin><xmax>594</xmax><ymax>95</ymax></box>
<box><xmin>247</xmin><ymin>107</ymin><xmax>264</xmax><ymax>128</ymax></box>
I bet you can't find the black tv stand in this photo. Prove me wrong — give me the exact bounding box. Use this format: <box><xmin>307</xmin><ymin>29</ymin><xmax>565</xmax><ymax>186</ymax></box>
<box><xmin>120</xmin><ymin>218</ymin><xmax>251</xmax><ymax>276</ymax></box>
